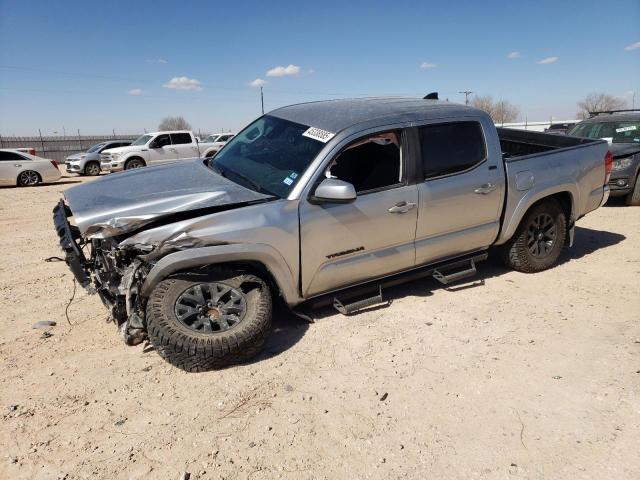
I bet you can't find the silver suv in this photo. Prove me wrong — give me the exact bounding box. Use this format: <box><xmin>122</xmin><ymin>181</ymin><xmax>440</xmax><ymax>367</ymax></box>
<box><xmin>65</xmin><ymin>140</ymin><xmax>132</xmax><ymax>176</ymax></box>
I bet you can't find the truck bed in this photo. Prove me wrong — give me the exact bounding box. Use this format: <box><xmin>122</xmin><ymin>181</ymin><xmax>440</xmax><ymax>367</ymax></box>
<box><xmin>497</xmin><ymin>128</ymin><xmax>600</xmax><ymax>161</ymax></box>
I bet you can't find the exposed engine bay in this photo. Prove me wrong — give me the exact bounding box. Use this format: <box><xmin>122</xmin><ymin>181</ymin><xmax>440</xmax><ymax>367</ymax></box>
<box><xmin>54</xmin><ymin>200</ymin><xmax>153</xmax><ymax>345</ymax></box>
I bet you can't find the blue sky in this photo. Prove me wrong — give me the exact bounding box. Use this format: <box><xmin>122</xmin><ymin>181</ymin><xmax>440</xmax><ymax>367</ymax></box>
<box><xmin>0</xmin><ymin>0</ymin><xmax>638</xmax><ymax>135</ymax></box>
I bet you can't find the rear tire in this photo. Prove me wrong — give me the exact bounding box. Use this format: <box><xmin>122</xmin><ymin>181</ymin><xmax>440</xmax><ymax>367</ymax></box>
<box><xmin>124</xmin><ymin>158</ymin><xmax>145</xmax><ymax>170</ymax></box>
<box><xmin>84</xmin><ymin>161</ymin><xmax>101</xmax><ymax>176</ymax></box>
<box><xmin>17</xmin><ymin>170</ymin><xmax>41</xmax><ymax>187</ymax></box>
<box><xmin>500</xmin><ymin>199</ymin><xmax>566</xmax><ymax>273</ymax></box>
<box><xmin>624</xmin><ymin>177</ymin><xmax>640</xmax><ymax>206</ymax></box>
<box><xmin>146</xmin><ymin>268</ymin><xmax>272</xmax><ymax>372</ymax></box>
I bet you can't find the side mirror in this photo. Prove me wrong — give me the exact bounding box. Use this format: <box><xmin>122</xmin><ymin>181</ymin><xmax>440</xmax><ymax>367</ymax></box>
<box><xmin>311</xmin><ymin>178</ymin><xmax>356</xmax><ymax>204</ymax></box>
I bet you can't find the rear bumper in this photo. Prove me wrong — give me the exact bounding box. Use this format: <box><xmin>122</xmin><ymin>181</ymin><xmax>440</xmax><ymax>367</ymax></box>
<box><xmin>53</xmin><ymin>201</ymin><xmax>91</xmax><ymax>288</ymax></box>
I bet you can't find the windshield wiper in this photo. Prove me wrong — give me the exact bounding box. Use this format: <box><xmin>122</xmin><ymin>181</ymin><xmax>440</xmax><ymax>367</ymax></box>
<box><xmin>223</xmin><ymin>167</ymin><xmax>276</xmax><ymax>197</ymax></box>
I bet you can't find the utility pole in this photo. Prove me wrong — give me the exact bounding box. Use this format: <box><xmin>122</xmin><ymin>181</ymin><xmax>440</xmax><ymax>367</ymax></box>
<box><xmin>260</xmin><ymin>86</ymin><xmax>264</xmax><ymax>115</ymax></box>
<box><xmin>459</xmin><ymin>90</ymin><xmax>473</xmax><ymax>105</ymax></box>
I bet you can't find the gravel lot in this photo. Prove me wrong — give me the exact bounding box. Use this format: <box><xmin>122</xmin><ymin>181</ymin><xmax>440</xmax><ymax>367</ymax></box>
<box><xmin>1</xmin><ymin>172</ymin><xmax>639</xmax><ymax>480</ymax></box>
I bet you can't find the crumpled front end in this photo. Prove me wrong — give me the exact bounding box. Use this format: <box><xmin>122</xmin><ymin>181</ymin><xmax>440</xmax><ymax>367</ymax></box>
<box><xmin>53</xmin><ymin>200</ymin><xmax>154</xmax><ymax>345</ymax></box>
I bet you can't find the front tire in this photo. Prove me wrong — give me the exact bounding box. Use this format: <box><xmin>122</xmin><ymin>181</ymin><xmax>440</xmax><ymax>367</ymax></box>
<box><xmin>624</xmin><ymin>177</ymin><xmax>640</xmax><ymax>206</ymax></box>
<box><xmin>84</xmin><ymin>161</ymin><xmax>101</xmax><ymax>176</ymax></box>
<box><xmin>124</xmin><ymin>158</ymin><xmax>145</xmax><ymax>170</ymax></box>
<box><xmin>500</xmin><ymin>199</ymin><xmax>566</xmax><ymax>273</ymax></box>
<box><xmin>146</xmin><ymin>268</ymin><xmax>272</xmax><ymax>372</ymax></box>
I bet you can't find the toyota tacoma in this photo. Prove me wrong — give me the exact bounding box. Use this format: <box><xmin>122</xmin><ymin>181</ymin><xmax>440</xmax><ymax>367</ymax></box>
<box><xmin>54</xmin><ymin>97</ymin><xmax>611</xmax><ymax>371</ymax></box>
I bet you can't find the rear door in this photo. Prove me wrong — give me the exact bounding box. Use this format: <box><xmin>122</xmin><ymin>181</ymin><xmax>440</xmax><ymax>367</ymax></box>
<box><xmin>170</xmin><ymin>132</ymin><xmax>199</xmax><ymax>159</ymax></box>
<box><xmin>414</xmin><ymin>119</ymin><xmax>504</xmax><ymax>265</ymax></box>
<box><xmin>299</xmin><ymin>129</ymin><xmax>418</xmax><ymax>297</ymax></box>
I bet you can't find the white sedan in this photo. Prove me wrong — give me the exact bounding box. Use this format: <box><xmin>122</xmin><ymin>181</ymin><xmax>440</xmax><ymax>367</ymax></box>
<box><xmin>0</xmin><ymin>149</ymin><xmax>61</xmax><ymax>186</ymax></box>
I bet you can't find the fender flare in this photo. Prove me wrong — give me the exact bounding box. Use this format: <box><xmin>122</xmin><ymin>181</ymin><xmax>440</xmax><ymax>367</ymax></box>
<box><xmin>497</xmin><ymin>184</ymin><xmax>577</xmax><ymax>245</ymax></box>
<box><xmin>123</xmin><ymin>155</ymin><xmax>146</xmax><ymax>167</ymax></box>
<box><xmin>203</xmin><ymin>147</ymin><xmax>219</xmax><ymax>158</ymax></box>
<box><xmin>140</xmin><ymin>243</ymin><xmax>301</xmax><ymax>306</ymax></box>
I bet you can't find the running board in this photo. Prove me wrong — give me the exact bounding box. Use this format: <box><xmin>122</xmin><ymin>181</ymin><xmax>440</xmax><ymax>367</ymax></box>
<box><xmin>333</xmin><ymin>286</ymin><xmax>387</xmax><ymax>315</ymax></box>
<box><xmin>432</xmin><ymin>259</ymin><xmax>477</xmax><ymax>285</ymax></box>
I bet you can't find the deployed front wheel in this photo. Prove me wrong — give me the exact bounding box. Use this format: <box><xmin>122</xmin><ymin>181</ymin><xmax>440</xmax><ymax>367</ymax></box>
<box><xmin>146</xmin><ymin>268</ymin><xmax>272</xmax><ymax>372</ymax></box>
<box><xmin>500</xmin><ymin>199</ymin><xmax>566</xmax><ymax>273</ymax></box>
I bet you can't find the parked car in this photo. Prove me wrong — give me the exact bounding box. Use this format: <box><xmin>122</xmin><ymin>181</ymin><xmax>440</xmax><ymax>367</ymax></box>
<box><xmin>544</xmin><ymin>122</ymin><xmax>576</xmax><ymax>135</ymax></box>
<box><xmin>198</xmin><ymin>133</ymin><xmax>235</xmax><ymax>158</ymax></box>
<box><xmin>100</xmin><ymin>131</ymin><xmax>200</xmax><ymax>172</ymax></box>
<box><xmin>568</xmin><ymin>111</ymin><xmax>640</xmax><ymax>205</ymax></box>
<box><xmin>54</xmin><ymin>97</ymin><xmax>610</xmax><ymax>371</ymax></box>
<box><xmin>65</xmin><ymin>140</ymin><xmax>132</xmax><ymax>176</ymax></box>
<box><xmin>0</xmin><ymin>149</ymin><xmax>61</xmax><ymax>187</ymax></box>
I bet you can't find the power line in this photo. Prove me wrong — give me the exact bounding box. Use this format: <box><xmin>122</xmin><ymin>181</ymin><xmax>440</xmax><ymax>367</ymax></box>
<box><xmin>459</xmin><ymin>90</ymin><xmax>473</xmax><ymax>105</ymax></box>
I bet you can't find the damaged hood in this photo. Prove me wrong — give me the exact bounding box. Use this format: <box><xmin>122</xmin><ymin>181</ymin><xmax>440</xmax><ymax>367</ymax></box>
<box><xmin>64</xmin><ymin>159</ymin><xmax>273</xmax><ymax>238</ymax></box>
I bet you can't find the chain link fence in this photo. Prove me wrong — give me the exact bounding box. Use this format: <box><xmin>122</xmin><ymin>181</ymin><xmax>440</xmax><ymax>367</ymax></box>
<box><xmin>0</xmin><ymin>134</ymin><xmax>141</xmax><ymax>162</ymax></box>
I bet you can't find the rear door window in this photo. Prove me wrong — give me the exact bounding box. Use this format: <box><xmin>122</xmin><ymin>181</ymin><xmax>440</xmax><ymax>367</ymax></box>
<box><xmin>170</xmin><ymin>133</ymin><xmax>193</xmax><ymax>145</ymax></box>
<box><xmin>418</xmin><ymin>122</ymin><xmax>486</xmax><ymax>179</ymax></box>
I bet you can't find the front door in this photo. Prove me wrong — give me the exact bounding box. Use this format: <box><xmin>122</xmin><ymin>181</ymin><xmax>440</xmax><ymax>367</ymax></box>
<box><xmin>148</xmin><ymin>133</ymin><xmax>174</xmax><ymax>164</ymax></box>
<box><xmin>299</xmin><ymin>130</ymin><xmax>418</xmax><ymax>297</ymax></box>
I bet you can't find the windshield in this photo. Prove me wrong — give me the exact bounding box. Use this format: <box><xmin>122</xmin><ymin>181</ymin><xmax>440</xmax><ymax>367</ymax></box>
<box><xmin>203</xmin><ymin>134</ymin><xmax>221</xmax><ymax>143</ymax></box>
<box><xmin>569</xmin><ymin>120</ymin><xmax>640</xmax><ymax>144</ymax></box>
<box><xmin>87</xmin><ymin>143</ymin><xmax>106</xmax><ymax>153</ymax></box>
<box><xmin>131</xmin><ymin>134</ymin><xmax>153</xmax><ymax>146</ymax></box>
<box><xmin>211</xmin><ymin>115</ymin><xmax>327</xmax><ymax>198</ymax></box>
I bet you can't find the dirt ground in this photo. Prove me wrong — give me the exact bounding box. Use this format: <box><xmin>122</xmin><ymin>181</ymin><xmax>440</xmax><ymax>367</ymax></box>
<box><xmin>1</xmin><ymin>171</ymin><xmax>638</xmax><ymax>480</ymax></box>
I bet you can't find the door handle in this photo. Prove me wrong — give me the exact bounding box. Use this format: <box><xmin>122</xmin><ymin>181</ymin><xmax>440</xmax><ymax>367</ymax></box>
<box><xmin>14</xmin><ymin>164</ymin><xmax>22</xmax><ymax>167</ymax></box>
<box><xmin>388</xmin><ymin>201</ymin><xmax>416</xmax><ymax>213</ymax></box>
<box><xmin>474</xmin><ymin>183</ymin><xmax>497</xmax><ymax>194</ymax></box>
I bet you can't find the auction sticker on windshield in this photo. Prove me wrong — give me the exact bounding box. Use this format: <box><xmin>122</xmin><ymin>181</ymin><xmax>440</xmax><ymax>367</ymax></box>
<box><xmin>303</xmin><ymin>126</ymin><xmax>335</xmax><ymax>143</ymax></box>
<box><xmin>616</xmin><ymin>125</ymin><xmax>637</xmax><ymax>133</ymax></box>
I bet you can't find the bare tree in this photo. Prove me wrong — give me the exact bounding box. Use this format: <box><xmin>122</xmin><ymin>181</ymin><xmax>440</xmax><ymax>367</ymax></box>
<box><xmin>158</xmin><ymin>116</ymin><xmax>192</xmax><ymax>131</ymax></box>
<box><xmin>470</xmin><ymin>95</ymin><xmax>520</xmax><ymax>124</ymax></box>
<box><xmin>576</xmin><ymin>93</ymin><xmax>628</xmax><ymax>119</ymax></box>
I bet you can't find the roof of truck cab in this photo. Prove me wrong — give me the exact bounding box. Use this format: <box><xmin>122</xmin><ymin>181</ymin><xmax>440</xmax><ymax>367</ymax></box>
<box><xmin>269</xmin><ymin>97</ymin><xmax>486</xmax><ymax>133</ymax></box>
<box><xmin>146</xmin><ymin>130</ymin><xmax>193</xmax><ymax>135</ymax></box>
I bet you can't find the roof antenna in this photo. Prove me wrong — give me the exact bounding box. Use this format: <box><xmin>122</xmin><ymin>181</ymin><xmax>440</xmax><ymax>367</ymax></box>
<box><xmin>423</xmin><ymin>92</ymin><xmax>439</xmax><ymax>100</ymax></box>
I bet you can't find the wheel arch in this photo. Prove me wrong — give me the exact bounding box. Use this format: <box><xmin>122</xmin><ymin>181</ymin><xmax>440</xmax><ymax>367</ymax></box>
<box><xmin>83</xmin><ymin>159</ymin><xmax>101</xmax><ymax>174</ymax></box>
<box><xmin>497</xmin><ymin>186</ymin><xmax>576</xmax><ymax>245</ymax></box>
<box><xmin>140</xmin><ymin>244</ymin><xmax>301</xmax><ymax>306</ymax></box>
<box><xmin>204</xmin><ymin>148</ymin><xmax>218</xmax><ymax>158</ymax></box>
<box><xmin>124</xmin><ymin>155</ymin><xmax>146</xmax><ymax>168</ymax></box>
<box><xmin>16</xmin><ymin>169</ymin><xmax>42</xmax><ymax>186</ymax></box>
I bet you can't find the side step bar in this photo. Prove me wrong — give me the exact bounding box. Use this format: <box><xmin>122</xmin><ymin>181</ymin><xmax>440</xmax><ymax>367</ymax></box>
<box><xmin>305</xmin><ymin>251</ymin><xmax>488</xmax><ymax>314</ymax></box>
<box><xmin>432</xmin><ymin>259</ymin><xmax>477</xmax><ymax>285</ymax></box>
<box><xmin>333</xmin><ymin>286</ymin><xmax>387</xmax><ymax>315</ymax></box>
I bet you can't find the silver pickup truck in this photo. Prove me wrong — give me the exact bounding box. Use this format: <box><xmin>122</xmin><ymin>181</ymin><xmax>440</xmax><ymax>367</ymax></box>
<box><xmin>53</xmin><ymin>97</ymin><xmax>611</xmax><ymax>372</ymax></box>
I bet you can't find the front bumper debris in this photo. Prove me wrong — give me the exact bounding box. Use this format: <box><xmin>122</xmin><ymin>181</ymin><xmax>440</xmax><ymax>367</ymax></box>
<box><xmin>53</xmin><ymin>200</ymin><xmax>91</xmax><ymax>288</ymax></box>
